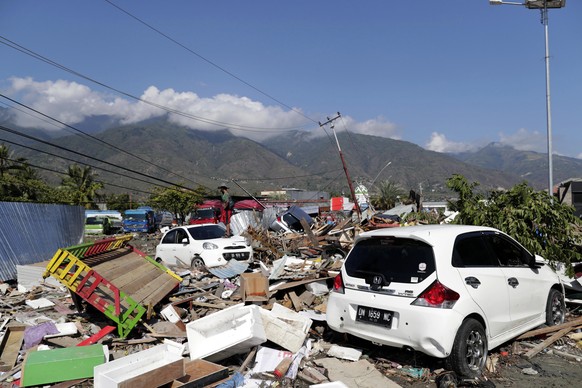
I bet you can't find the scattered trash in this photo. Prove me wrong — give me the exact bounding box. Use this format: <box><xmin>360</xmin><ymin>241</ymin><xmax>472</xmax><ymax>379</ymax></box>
<box><xmin>1</xmin><ymin>215</ymin><xmax>581</xmax><ymax>387</ymax></box>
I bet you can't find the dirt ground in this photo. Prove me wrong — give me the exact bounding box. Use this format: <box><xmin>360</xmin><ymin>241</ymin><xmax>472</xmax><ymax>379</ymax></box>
<box><xmin>327</xmin><ymin>331</ymin><xmax>582</xmax><ymax>388</ymax></box>
<box><xmin>105</xmin><ymin>233</ymin><xmax>582</xmax><ymax>388</ymax></box>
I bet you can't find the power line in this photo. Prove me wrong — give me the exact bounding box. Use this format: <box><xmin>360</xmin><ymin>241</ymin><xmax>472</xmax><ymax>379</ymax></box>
<box><xmin>0</xmin><ymin>137</ymin><xmax>174</xmax><ymax>191</ymax></box>
<box><xmin>0</xmin><ymin>93</ymin><xmax>206</xmax><ymax>188</ymax></box>
<box><xmin>103</xmin><ymin>0</ymin><xmax>319</xmax><ymax>127</ymax></box>
<box><xmin>0</xmin><ymin>35</ymin><xmax>311</xmax><ymax>132</ymax></box>
<box><xmin>3</xmin><ymin>156</ymin><xmax>154</xmax><ymax>196</ymax></box>
<box><xmin>0</xmin><ymin>124</ymin><xmax>198</xmax><ymax>192</ymax></box>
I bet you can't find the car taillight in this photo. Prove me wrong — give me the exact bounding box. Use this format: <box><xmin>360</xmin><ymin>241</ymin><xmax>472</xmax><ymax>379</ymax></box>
<box><xmin>332</xmin><ymin>273</ymin><xmax>344</xmax><ymax>294</ymax></box>
<box><xmin>412</xmin><ymin>280</ymin><xmax>459</xmax><ymax>309</ymax></box>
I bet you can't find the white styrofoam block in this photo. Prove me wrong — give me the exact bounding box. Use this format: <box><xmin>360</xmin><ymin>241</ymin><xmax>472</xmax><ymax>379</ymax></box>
<box><xmin>44</xmin><ymin>322</ymin><xmax>78</xmax><ymax>339</ymax></box>
<box><xmin>305</xmin><ymin>280</ymin><xmax>330</xmax><ymax>296</ymax></box>
<box><xmin>160</xmin><ymin>305</ymin><xmax>181</xmax><ymax>323</ymax></box>
<box><xmin>271</xmin><ymin>303</ymin><xmax>312</xmax><ymax>334</ymax></box>
<box><xmin>186</xmin><ymin>304</ymin><xmax>266</xmax><ymax>362</ymax></box>
<box><xmin>260</xmin><ymin>303</ymin><xmax>313</xmax><ymax>353</ymax></box>
<box><xmin>327</xmin><ymin>345</ymin><xmax>362</xmax><ymax>361</ymax></box>
<box><xmin>93</xmin><ymin>343</ymin><xmax>184</xmax><ymax>388</ymax></box>
<box><xmin>310</xmin><ymin>382</ymin><xmax>349</xmax><ymax>388</ymax></box>
<box><xmin>25</xmin><ymin>298</ymin><xmax>55</xmax><ymax>309</ymax></box>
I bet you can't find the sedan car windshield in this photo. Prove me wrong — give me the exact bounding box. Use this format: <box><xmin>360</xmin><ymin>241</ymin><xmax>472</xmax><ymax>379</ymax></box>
<box><xmin>187</xmin><ymin>225</ymin><xmax>225</xmax><ymax>240</ymax></box>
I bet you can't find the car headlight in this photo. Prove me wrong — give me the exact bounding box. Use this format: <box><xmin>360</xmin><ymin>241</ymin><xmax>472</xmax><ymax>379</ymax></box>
<box><xmin>203</xmin><ymin>242</ymin><xmax>219</xmax><ymax>250</ymax></box>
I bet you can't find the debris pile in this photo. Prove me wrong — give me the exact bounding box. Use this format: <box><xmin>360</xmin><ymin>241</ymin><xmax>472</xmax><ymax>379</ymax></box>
<box><xmin>1</xmin><ymin>216</ymin><xmax>582</xmax><ymax>387</ymax></box>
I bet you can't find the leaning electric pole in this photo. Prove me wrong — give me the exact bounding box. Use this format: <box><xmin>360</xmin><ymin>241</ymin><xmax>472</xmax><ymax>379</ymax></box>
<box><xmin>319</xmin><ymin>112</ymin><xmax>361</xmax><ymax>220</ymax></box>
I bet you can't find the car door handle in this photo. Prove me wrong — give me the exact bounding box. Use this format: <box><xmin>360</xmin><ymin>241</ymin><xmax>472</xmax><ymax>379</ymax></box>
<box><xmin>465</xmin><ymin>277</ymin><xmax>481</xmax><ymax>289</ymax></box>
<box><xmin>508</xmin><ymin>277</ymin><xmax>519</xmax><ymax>288</ymax></box>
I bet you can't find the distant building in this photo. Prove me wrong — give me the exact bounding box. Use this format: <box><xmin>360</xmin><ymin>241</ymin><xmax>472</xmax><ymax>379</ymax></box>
<box><xmin>557</xmin><ymin>179</ymin><xmax>582</xmax><ymax>218</ymax></box>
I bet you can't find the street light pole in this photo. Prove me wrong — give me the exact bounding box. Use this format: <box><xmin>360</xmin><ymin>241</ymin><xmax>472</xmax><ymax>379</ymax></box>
<box><xmin>542</xmin><ymin>4</ymin><xmax>554</xmax><ymax>199</ymax></box>
<box><xmin>490</xmin><ymin>0</ymin><xmax>565</xmax><ymax>197</ymax></box>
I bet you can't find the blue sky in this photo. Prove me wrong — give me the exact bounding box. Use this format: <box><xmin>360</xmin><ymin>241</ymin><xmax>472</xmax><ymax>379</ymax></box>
<box><xmin>1</xmin><ymin>0</ymin><xmax>581</xmax><ymax>158</ymax></box>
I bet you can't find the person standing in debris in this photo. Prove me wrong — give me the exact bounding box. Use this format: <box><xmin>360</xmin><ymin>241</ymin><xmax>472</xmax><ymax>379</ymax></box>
<box><xmin>219</xmin><ymin>184</ymin><xmax>233</xmax><ymax>236</ymax></box>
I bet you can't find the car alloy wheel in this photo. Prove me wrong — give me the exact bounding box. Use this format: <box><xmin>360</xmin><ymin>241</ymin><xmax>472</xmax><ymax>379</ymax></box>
<box><xmin>191</xmin><ymin>257</ymin><xmax>205</xmax><ymax>269</ymax></box>
<box><xmin>546</xmin><ymin>289</ymin><xmax>565</xmax><ymax>326</ymax></box>
<box><xmin>446</xmin><ymin>318</ymin><xmax>487</xmax><ymax>378</ymax></box>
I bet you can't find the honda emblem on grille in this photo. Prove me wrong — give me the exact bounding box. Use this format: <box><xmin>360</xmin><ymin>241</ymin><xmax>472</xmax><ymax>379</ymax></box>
<box><xmin>372</xmin><ymin>276</ymin><xmax>382</xmax><ymax>285</ymax></box>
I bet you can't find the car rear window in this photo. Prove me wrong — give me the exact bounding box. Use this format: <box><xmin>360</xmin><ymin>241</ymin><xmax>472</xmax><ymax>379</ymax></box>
<box><xmin>345</xmin><ymin>237</ymin><xmax>435</xmax><ymax>284</ymax></box>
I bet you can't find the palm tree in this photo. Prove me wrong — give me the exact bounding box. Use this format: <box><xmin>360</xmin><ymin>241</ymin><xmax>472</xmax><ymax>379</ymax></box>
<box><xmin>0</xmin><ymin>143</ymin><xmax>26</xmax><ymax>177</ymax></box>
<box><xmin>370</xmin><ymin>180</ymin><xmax>403</xmax><ymax>210</ymax></box>
<box><xmin>61</xmin><ymin>164</ymin><xmax>103</xmax><ymax>208</ymax></box>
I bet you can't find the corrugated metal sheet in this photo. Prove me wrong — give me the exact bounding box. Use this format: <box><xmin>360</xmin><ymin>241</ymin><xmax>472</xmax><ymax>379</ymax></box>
<box><xmin>207</xmin><ymin>259</ymin><xmax>249</xmax><ymax>279</ymax></box>
<box><xmin>0</xmin><ymin>202</ymin><xmax>84</xmax><ymax>281</ymax></box>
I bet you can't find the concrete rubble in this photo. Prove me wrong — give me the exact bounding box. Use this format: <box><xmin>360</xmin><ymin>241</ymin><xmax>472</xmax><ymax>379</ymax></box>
<box><xmin>1</xmin><ymin>214</ymin><xmax>582</xmax><ymax>388</ymax></box>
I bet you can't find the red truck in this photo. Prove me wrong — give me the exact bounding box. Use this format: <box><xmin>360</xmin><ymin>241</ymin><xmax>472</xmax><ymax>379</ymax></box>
<box><xmin>188</xmin><ymin>199</ymin><xmax>223</xmax><ymax>225</ymax></box>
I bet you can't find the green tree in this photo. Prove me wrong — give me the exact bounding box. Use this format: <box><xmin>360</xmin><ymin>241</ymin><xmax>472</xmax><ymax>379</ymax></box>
<box><xmin>0</xmin><ymin>144</ymin><xmax>57</xmax><ymax>202</ymax></box>
<box><xmin>370</xmin><ymin>180</ymin><xmax>403</xmax><ymax>210</ymax></box>
<box><xmin>147</xmin><ymin>184</ymin><xmax>207</xmax><ymax>223</ymax></box>
<box><xmin>446</xmin><ymin>174</ymin><xmax>582</xmax><ymax>271</ymax></box>
<box><xmin>0</xmin><ymin>143</ymin><xmax>26</xmax><ymax>178</ymax></box>
<box><xmin>105</xmin><ymin>193</ymin><xmax>132</xmax><ymax>212</ymax></box>
<box><xmin>61</xmin><ymin>164</ymin><xmax>103</xmax><ymax>208</ymax></box>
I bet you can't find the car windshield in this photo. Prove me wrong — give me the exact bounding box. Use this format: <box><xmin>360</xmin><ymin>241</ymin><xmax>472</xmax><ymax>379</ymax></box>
<box><xmin>187</xmin><ymin>225</ymin><xmax>225</xmax><ymax>240</ymax></box>
<box><xmin>345</xmin><ymin>237</ymin><xmax>436</xmax><ymax>284</ymax></box>
<box><xmin>191</xmin><ymin>208</ymin><xmax>215</xmax><ymax>219</ymax></box>
<box><xmin>124</xmin><ymin>213</ymin><xmax>146</xmax><ymax>221</ymax></box>
<box><xmin>86</xmin><ymin>217</ymin><xmax>104</xmax><ymax>225</ymax></box>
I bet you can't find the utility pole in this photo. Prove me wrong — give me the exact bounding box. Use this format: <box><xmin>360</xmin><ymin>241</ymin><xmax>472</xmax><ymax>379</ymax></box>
<box><xmin>319</xmin><ymin>112</ymin><xmax>361</xmax><ymax>220</ymax></box>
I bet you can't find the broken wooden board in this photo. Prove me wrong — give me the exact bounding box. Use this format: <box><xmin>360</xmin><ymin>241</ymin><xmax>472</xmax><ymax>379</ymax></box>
<box><xmin>516</xmin><ymin>316</ymin><xmax>582</xmax><ymax>340</ymax></box>
<box><xmin>525</xmin><ymin>326</ymin><xmax>573</xmax><ymax>359</ymax></box>
<box><xmin>0</xmin><ymin>325</ymin><xmax>26</xmax><ymax>372</ymax></box>
<box><xmin>171</xmin><ymin>359</ymin><xmax>229</xmax><ymax>387</ymax></box>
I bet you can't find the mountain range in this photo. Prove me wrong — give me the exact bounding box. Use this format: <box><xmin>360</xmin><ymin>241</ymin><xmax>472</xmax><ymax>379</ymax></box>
<box><xmin>3</xmin><ymin>116</ymin><xmax>581</xmax><ymax>201</ymax></box>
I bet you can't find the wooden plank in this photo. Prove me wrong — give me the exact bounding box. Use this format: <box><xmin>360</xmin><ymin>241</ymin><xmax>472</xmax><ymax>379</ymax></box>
<box><xmin>516</xmin><ymin>316</ymin><xmax>582</xmax><ymax>340</ymax></box>
<box><xmin>300</xmin><ymin>219</ymin><xmax>319</xmax><ymax>247</ymax></box>
<box><xmin>172</xmin><ymin>359</ymin><xmax>229</xmax><ymax>388</ymax></box>
<box><xmin>525</xmin><ymin>326</ymin><xmax>573</xmax><ymax>359</ymax></box>
<box><xmin>299</xmin><ymin>290</ymin><xmax>316</xmax><ymax>307</ymax></box>
<box><xmin>288</xmin><ymin>291</ymin><xmax>303</xmax><ymax>311</ymax></box>
<box><xmin>138</xmin><ymin>276</ymin><xmax>180</xmax><ymax>307</ymax></box>
<box><xmin>116</xmin><ymin>266</ymin><xmax>164</xmax><ymax>294</ymax></box>
<box><xmin>270</xmin><ymin>277</ymin><xmax>333</xmax><ymax>292</ymax></box>
<box><xmin>94</xmin><ymin>256</ymin><xmax>152</xmax><ymax>282</ymax></box>
<box><xmin>0</xmin><ymin>325</ymin><xmax>26</xmax><ymax>372</ymax></box>
<box><xmin>118</xmin><ymin>358</ymin><xmax>184</xmax><ymax>388</ymax></box>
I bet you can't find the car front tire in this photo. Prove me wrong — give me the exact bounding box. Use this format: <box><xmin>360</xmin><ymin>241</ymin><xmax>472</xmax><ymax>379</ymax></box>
<box><xmin>191</xmin><ymin>257</ymin><xmax>205</xmax><ymax>270</ymax></box>
<box><xmin>545</xmin><ymin>289</ymin><xmax>565</xmax><ymax>326</ymax></box>
<box><xmin>445</xmin><ymin>318</ymin><xmax>487</xmax><ymax>378</ymax></box>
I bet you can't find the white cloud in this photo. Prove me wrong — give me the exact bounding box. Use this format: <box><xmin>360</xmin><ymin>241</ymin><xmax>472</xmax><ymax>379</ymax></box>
<box><xmin>7</xmin><ymin>77</ymin><xmax>132</xmax><ymax>128</ymax></box>
<box><xmin>425</xmin><ymin>132</ymin><xmax>476</xmax><ymax>153</ymax></box>
<box><xmin>498</xmin><ymin>128</ymin><xmax>546</xmax><ymax>153</ymax></box>
<box><xmin>4</xmin><ymin>77</ymin><xmax>402</xmax><ymax>143</ymax></box>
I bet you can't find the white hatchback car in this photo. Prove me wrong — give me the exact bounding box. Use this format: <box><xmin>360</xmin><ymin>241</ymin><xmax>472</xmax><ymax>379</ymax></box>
<box><xmin>155</xmin><ymin>224</ymin><xmax>253</xmax><ymax>269</ymax></box>
<box><xmin>326</xmin><ymin>224</ymin><xmax>565</xmax><ymax>378</ymax></box>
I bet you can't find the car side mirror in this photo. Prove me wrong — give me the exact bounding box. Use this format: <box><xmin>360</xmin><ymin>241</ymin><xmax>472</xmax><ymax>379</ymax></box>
<box><xmin>181</xmin><ymin>238</ymin><xmax>188</xmax><ymax>244</ymax></box>
<box><xmin>532</xmin><ymin>254</ymin><xmax>546</xmax><ymax>268</ymax></box>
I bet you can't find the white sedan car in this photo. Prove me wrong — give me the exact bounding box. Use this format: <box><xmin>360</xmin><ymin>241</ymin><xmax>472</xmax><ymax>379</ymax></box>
<box><xmin>326</xmin><ymin>224</ymin><xmax>565</xmax><ymax>378</ymax></box>
<box><xmin>155</xmin><ymin>224</ymin><xmax>253</xmax><ymax>269</ymax></box>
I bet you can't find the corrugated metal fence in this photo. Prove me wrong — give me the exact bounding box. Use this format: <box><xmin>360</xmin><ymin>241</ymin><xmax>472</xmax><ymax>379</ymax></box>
<box><xmin>0</xmin><ymin>202</ymin><xmax>84</xmax><ymax>281</ymax></box>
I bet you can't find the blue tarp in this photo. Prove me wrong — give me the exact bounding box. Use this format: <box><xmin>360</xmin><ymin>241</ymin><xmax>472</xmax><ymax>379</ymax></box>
<box><xmin>0</xmin><ymin>202</ymin><xmax>84</xmax><ymax>281</ymax></box>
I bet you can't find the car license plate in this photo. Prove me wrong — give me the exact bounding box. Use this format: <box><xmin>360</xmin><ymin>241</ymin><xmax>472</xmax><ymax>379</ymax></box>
<box><xmin>356</xmin><ymin>306</ymin><xmax>393</xmax><ymax>327</ymax></box>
